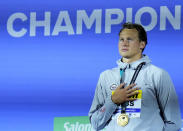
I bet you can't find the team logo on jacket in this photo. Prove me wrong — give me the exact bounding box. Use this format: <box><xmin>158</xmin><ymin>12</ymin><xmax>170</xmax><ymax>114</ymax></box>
<box><xmin>110</xmin><ymin>84</ymin><xmax>118</xmax><ymax>90</ymax></box>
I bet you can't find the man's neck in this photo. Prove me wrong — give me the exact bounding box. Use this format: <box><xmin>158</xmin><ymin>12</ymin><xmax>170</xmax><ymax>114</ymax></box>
<box><xmin>122</xmin><ymin>54</ymin><xmax>142</xmax><ymax>63</ymax></box>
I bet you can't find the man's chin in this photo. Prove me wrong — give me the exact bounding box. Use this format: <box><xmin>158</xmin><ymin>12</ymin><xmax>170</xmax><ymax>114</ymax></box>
<box><xmin>121</xmin><ymin>54</ymin><xmax>130</xmax><ymax>59</ymax></box>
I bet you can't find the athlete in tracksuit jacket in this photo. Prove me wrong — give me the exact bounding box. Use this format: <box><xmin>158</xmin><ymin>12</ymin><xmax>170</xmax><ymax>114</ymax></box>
<box><xmin>89</xmin><ymin>55</ymin><xmax>182</xmax><ymax>131</ymax></box>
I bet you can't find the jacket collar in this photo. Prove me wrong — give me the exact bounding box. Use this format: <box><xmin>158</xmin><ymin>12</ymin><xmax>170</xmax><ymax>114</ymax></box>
<box><xmin>116</xmin><ymin>55</ymin><xmax>151</xmax><ymax>70</ymax></box>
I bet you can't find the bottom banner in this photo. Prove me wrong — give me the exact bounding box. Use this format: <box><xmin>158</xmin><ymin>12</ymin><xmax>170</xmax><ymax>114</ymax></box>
<box><xmin>54</xmin><ymin>116</ymin><xmax>105</xmax><ymax>131</ymax></box>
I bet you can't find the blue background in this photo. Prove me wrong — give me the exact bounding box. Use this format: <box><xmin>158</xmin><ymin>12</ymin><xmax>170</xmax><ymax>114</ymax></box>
<box><xmin>0</xmin><ymin>0</ymin><xmax>182</xmax><ymax>130</ymax></box>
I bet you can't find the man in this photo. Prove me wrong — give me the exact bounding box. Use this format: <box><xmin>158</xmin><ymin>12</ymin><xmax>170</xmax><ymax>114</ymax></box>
<box><xmin>88</xmin><ymin>23</ymin><xmax>182</xmax><ymax>131</ymax></box>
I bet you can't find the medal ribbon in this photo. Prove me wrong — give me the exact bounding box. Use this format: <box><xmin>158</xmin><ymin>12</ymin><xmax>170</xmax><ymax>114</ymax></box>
<box><xmin>120</xmin><ymin>62</ymin><xmax>145</xmax><ymax>114</ymax></box>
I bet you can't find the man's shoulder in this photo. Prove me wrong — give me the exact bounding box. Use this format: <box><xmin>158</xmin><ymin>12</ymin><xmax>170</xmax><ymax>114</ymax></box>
<box><xmin>146</xmin><ymin>63</ymin><xmax>169</xmax><ymax>77</ymax></box>
<box><xmin>99</xmin><ymin>67</ymin><xmax>119</xmax><ymax>78</ymax></box>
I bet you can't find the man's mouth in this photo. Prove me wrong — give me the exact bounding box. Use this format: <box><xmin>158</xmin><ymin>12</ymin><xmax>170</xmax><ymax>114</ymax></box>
<box><xmin>122</xmin><ymin>49</ymin><xmax>128</xmax><ymax>52</ymax></box>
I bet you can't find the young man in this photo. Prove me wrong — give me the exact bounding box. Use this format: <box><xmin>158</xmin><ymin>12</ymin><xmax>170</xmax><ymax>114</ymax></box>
<box><xmin>88</xmin><ymin>23</ymin><xmax>182</xmax><ymax>131</ymax></box>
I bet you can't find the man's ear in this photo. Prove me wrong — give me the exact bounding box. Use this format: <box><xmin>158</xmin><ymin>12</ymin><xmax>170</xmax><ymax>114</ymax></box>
<box><xmin>140</xmin><ymin>41</ymin><xmax>146</xmax><ymax>50</ymax></box>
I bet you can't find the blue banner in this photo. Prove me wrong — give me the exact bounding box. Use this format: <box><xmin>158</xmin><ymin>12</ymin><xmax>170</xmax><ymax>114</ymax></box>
<box><xmin>0</xmin><ymin>0</ymin><xmax>182</xmax><ymax>131</ymax></box>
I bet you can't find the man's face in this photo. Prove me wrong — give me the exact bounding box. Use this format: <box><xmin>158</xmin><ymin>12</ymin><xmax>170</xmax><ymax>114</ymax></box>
<box><xmin>118</xmin><ymin>28</ymin><xmax>145</xmax><ymax>62</ymax></box>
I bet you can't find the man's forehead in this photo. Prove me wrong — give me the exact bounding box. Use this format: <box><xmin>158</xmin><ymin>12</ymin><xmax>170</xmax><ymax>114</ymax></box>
<box><xmin>119</xmin><ymin>28</ymin><xmax>138</xmax><ymax>37</ymax></box>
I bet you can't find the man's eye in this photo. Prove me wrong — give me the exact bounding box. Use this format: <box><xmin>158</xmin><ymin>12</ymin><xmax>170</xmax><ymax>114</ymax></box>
<box><xmin>127</xmin><ymin>38</ymin><xmax>132</xmax><ymax>41</ymax></box>
<box><xmin>119</xmin><ymin>39</ymin><xmax>124</xmax><ymax>42</ymax></box>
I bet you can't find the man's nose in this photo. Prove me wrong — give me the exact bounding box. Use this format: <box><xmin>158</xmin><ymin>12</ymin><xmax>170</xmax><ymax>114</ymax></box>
<box><xmin>122</xmin><ymin>40</ymin><xmax>129</xmax><ymax>46</ymax></box>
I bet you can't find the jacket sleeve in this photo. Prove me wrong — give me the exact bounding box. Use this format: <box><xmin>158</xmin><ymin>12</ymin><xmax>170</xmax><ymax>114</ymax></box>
<box><xmin>155</xmin><ymin>70</ymin><xmax>182</xmax><ymax>131</ymax></box>
<box><xmin>88</xmin><ymin>73</ymin><xmax>118</xmax><ymax>131</ymax></box>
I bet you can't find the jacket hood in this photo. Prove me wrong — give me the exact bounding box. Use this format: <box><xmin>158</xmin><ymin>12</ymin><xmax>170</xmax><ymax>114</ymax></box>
<box><xmin>116</xmin><ymin>55</ymin><xmax>151</xmax><ymax>70</ymax></box>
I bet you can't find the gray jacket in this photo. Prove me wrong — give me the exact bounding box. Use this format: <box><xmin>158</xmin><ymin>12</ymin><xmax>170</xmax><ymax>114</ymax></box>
<box><xmin>89</xmin><ymin>55</ymin><xmax>182</xmax><ymax>131</ymax></box>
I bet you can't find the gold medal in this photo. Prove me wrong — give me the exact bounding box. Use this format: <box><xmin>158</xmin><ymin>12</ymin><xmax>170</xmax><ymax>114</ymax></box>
<box><xmin>117</xmin><ymin>113</ymin><xmax>129</xmax><ymax>126</ymax></box>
